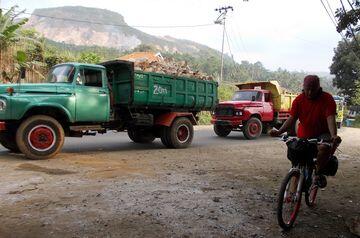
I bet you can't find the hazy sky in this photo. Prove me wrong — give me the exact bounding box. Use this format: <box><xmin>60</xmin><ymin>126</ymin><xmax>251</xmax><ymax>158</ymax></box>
<box><xmin>2</xmin><ymin>0</ymin><xmax>345</xmax><ymax>73</ymax></box>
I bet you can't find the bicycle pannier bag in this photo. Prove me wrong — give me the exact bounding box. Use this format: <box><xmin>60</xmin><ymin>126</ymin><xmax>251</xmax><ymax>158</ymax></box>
<box><xmin>286</xmin><ymin>139</ymin><xmax>316</xmax><ymax>165</ymax></box>
<box><xmin>322</xmin><ymin>155</ymin><xmax>338</xmax><ymax>176</ymax></box>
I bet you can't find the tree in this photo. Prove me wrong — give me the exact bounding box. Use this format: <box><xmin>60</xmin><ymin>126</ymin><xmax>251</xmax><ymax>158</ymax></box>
<box><xmin>78</xmin><ymin>52</ymin><xmax>101</xmax><ymax>64</ymax></box>
<box><xmin>335</xmin><ymin>0</ymin><xmax>360</xmax><ymax>39</ymax></box>
<box><xmin>330</xmin><ymin>36</ymin><xmax>360</xmax><ymax>103</ymax></box>
<box><xmin>0</xmin><ymin>6</ymin><xmax>28</xmax><ymax>50</ymax></box>
<box><xmin>352</xmin><ymin>81</ymin><xmax>360</xmax><ymax>105</ymax></box>
<box><xmin>132</xmin><ymin>44</ymin><xmax>158</xmax><ymax>52</ymax></box>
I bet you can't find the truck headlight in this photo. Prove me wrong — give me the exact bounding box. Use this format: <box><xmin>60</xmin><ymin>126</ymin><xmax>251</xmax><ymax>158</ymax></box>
<box><xmin>234</xmin><ymin>110</ymin><xmax>243</xmax><ymax>116</ymax></box>
<box><xmin>0</xmin><ymin>100</ymin><xmax>6</xmax><ymax>111</ymax></box>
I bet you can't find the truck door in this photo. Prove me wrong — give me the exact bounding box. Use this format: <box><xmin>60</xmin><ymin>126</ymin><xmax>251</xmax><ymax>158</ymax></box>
<box><xmin>262</xmin><ymin>92</ymin><xmax>274</xmax><ymax>121</ymax></box>
<box><xmin>75</xmin><ymin>67</ymin><xmax>110</xmax><ymax>122</ymax></box>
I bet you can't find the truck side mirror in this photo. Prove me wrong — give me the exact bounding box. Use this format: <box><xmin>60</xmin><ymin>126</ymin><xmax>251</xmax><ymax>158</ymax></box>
<box><xmin>251</xmin><ymin>95</ymin><xmax>256</xmax><ymax>101</ymax></box>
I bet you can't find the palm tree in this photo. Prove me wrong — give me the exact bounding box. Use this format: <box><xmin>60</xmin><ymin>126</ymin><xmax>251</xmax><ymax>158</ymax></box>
<box><xmin>0</xmin><ymin>6</ymin><xmax>28</xmax><ymax>49</ymax></box>
<box><xmin>0</xmin><ymin>6</ymin><xmax>30</xmax><ymax>83</ymax></box>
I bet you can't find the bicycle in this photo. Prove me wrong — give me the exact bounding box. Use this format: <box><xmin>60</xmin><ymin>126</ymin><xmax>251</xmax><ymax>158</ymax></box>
<box><xmin>276</xmin><ymin>135</ymin><xmax>339</xmax><ymax>230</ymax></box>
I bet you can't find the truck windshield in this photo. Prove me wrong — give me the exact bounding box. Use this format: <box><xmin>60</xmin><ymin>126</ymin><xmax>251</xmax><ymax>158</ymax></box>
<box><xmin>232</xmin><ymin>91</ymin><xmax>262</xmax><ymax>101</ymax></box>
<box><xmin>47</xmin><ymin>65</ymin><xmax>75</xmax><ymax>83</ymax></box>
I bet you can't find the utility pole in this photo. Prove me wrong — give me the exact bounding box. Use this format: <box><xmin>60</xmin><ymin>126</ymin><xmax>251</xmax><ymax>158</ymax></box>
<box><xmin>215</xmin><ymin>6</ymin><xmax>233</xmax><ymax>83</ymax></box>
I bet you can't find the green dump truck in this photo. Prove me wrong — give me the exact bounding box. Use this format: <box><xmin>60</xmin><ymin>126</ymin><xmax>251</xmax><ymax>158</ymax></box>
<box><xmin>0</xmin><ymin>60</ymin><xmax>218</xmax><ymax>159</ymax></box>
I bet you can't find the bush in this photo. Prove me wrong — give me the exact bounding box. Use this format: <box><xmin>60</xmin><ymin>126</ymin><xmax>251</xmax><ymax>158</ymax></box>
<box><xmin>198</xmin><ymin>111</ymin><xmax>212</xmax><ymax>125</ymax></box>
<box><xmin>353</xmin><ymin>115</ymin><xmax>360</xmax><ymax>128</ymax></box>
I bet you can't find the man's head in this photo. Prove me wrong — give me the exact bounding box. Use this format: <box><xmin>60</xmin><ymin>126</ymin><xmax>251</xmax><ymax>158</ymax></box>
<box><xmin>303</xmin><ymin>75</ymin><xmax>321</xmax><ymax>99</ymax></box>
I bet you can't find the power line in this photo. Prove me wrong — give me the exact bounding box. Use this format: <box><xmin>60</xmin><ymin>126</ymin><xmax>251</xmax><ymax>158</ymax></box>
<box><xmin>224</xmin><ymin>27</ymin><xmax>234</xmax><ymax>60</ymax></box>
<box><xmin>325</xmin><ymin>0</ymin><xmax>337</xmax><ymax>21</ymax></box>
<box><xmin>229</xmin><ymin>21</ymin><xmax>250</xmax><ymax>61</ymax></box>
<box><xmin>339</xmin><ymin>0</ymin><xmax>360</xmax><ymax>47</ymax></box>
<box><xmin>0</xmin><ymin>7</ymin><xmax>215</xmax><ymax>29</ymax></box>
<box><xmin>320</xmin><ymin>0</ymin><xmax>339</xmax><ymax>28</ymax></box>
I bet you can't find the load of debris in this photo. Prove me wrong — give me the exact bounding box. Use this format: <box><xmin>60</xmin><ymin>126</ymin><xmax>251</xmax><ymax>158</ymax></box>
<box><xmin>119</xmin><ymin>52</ymin><xmax>214</xmax><ymax>81</ymax></box>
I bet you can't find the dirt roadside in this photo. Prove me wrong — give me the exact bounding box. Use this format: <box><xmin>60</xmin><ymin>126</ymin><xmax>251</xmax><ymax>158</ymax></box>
<box><xmin>0</xmin><ymin>127</ymin><xmax>359</xmax><ymax>238</ymax></box>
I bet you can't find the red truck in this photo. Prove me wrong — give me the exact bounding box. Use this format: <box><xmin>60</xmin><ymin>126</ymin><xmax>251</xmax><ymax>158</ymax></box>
<box><xmin>211</xmin><ymin>81</ymin><xmax>297</xmax><ymax>139</ymax></box>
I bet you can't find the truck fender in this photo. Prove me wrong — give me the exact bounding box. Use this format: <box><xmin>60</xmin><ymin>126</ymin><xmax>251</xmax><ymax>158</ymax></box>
<box><xmin>243</xmin><ymin>107</ymin><xmax>262</xmax><ymax>121</ymax></box>
<box><xmin>155</xmin><ymin>112</ymin><xmax>197</xmax><ymax>127</ymax></box>
<box><xmin>22</xmin><ymin>103</ymin><xmax>73</xmax><ymax>123</ymax></box>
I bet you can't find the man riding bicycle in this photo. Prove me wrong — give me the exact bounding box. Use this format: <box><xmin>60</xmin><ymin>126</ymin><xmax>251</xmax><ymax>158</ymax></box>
<box><xmin>270</xmin><ymin>75</ymin><xmax>341</xmax><ymax>187</ymax></box>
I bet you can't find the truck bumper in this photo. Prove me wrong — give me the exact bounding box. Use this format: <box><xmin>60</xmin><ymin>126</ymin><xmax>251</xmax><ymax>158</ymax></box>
<box><xmin>211</xmin><ymin>119</ymin><xmax>242</xmax><ymax>127</ymax></box>
<box><xmin>0</xmin><ymin>122</ymin><xmax>6</xmax><ymax>131</ymax></box>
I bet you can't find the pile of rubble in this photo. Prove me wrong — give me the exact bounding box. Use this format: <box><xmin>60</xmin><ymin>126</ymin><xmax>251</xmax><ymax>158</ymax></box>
<box><xmin>119</xmin><ymin>52</ymin><xmax>214</xmax><ymax>81</ymax></box>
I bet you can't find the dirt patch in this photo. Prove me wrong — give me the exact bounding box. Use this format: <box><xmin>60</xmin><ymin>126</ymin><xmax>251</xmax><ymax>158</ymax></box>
<box><xmin>16</xmin><ymin>163</ymin><xmax>76</xmax><ymax>175</ymax></box>
<box><xmin>0</xmin><ymin>127</ymin><xmax>358</xmax><ymax>237</ymax></box>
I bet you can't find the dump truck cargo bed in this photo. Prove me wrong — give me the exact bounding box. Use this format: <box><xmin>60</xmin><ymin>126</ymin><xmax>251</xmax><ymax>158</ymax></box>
<box><xmin>101</xmin><ymin>60</ymin><xmax>218</xmax><ymax>111</ymax></box>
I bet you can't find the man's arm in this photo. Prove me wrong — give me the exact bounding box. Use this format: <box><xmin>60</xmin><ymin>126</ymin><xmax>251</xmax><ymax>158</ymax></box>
<box><xmin>327</xmin><ymin>115</ymin><xmax>342</xmax><ymax>144</ymax></box>
<box><xmin>269</xmin><ymin>115</ymin><xmax>296</xmax><ymax>137</ymax></box>
<box><xmin>326</xmin><ymin>115</ymin><xmax>337</xmax><ymax>138</ymax></box>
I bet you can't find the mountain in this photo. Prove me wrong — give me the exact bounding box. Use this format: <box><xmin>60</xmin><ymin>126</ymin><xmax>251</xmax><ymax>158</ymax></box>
<box><xmin>25</xmin><ymin>6</ymin><xmax>216</xmax><ymax>55</ymax></box>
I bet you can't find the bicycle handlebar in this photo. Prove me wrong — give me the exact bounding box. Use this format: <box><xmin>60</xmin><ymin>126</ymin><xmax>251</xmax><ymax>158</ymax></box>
<box><xmin>280</xmin><ymin>135</ymin><xmax>332</xmax><ymax>147</ymax></box>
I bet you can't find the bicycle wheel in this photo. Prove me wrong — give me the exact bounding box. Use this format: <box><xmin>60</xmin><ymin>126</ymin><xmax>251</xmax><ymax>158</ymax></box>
<box><xmin>305</xmin><ymin>178</ymin><xmax>318</xmax><ymax>207</ymax></box>
<box><xmin>277</xmin><ymin>169</ymin><xmax>303</xmax><ymax>230</ymax></box>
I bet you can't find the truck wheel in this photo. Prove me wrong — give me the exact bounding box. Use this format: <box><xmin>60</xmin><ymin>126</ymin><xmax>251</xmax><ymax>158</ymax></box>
<box><xmin>262</xmin><ymin>124</ymin><xmax>270</xmax><ymax>134</ymax></box>
<box><xmin>127</xmin><ymin>128</ymin><xmax>155</xmax><ymax>143</ymax></box>
<box><xmin>16</xmin><ymin>115</ymin><xmax>64</xmax><ymax>160</ymax></box>
<box><xmin>160</xmin><ymin>127</ymin><xmax>171</xmax><ymax>147</ymax></box>
<box><xmin>166</xmin><ymin>117</ymin><xmax>194</xmax><ymax>148</ymax></box>
<box><xmin>214</xmin><ymin>125</ymin><xmax>231</xmax><ymax>137</ymax></box>
<box><xmin>0</xmin><ymin>132</ymin><xmax>20</xmax><ymax>153</ymax></box>
<box><xmin>243</xmin><ymin>117</ymin><xmax>262</xmax><ymax>140</ymax></box>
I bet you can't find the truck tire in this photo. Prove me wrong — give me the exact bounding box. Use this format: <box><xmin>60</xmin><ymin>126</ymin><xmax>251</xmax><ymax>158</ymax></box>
<box><xmin>16</xmin><ymin>115</ymin><xmax>65</xmax><ymax>160</ymax></box>
<box><xmin>214</xmin><ymin>125</ymin><xmax>231</xmax><ymax>137</ymax></box>
<box><xmin>243</xmin><ymin>117</ymin><xmax>263</xmax><ymax>140</ymax></box>
<box><xmin>127</xmin><ymin>128</ymin><xmax>155</xmax><ymax>143</ymax></box>
<box><xmin>160</xmin><ymin>126</ymin><xmax>171</xmax><ymax>147</ymax></box>
<box><xmin>165</xmin><ymin>117</ymin><xmax>194</xmax><ymax>148</ymax></box>
<box><xmin>0</xmin><ymin>132</ymin><xmax>20</xmax><ymax>153</ymax></box>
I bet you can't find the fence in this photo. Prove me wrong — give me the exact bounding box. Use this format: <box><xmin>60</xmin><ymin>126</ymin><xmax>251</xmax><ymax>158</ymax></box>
<box><xmin>0</xmin><ymin>44</ymin><xmax>46</xmax><ymax>84</ymax></box>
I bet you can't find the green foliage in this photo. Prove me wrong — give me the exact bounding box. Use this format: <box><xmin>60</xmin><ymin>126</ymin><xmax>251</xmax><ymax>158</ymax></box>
<box><xmin>0</xmin><ymin>6</ymin><xmax>28</xmax><ymax>50</ymax></box>
<box><xmin>330</xmin><ymin>36</ymin><xmax>360</xmax><ymax>104</ymax></box>
<box><xmin>218</xmin><ymin>84</ymin><xmax>237</xmax><ymax>101</ymax></box>
<box><xmin>15</xmin><ymin>50</ymin><xmax>27</xmax><ymax>63</ymax></box>
<box><xmin>352</xmin><ymin>81</ymin><xmax>360</xmax><ymax>105</ymax></box>
<box><xmin>350</xmin><ymin>115</ymin><xmax>360</xmax><ymax>128</ymax></box>
<box><xmin>78</xmin><ymin>52</ymin><xmax>101</xmax><ymax>64</ymax></box>
<box><xmin>198</xmin><ymin>111</ymin><xmax>212</xmax><ymax>125</ymax></box>
<box><xmin>335</xmin><ymin>0</ymin><xmax>360</xmax><ymax>39</ymax></box>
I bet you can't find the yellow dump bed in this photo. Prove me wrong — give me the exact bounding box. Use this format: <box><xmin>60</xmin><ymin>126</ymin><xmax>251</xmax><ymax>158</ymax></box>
<box><xmin>235</xmin><ymin>81</ymin><xmax>297</xmax><ymax>111</ymax></box>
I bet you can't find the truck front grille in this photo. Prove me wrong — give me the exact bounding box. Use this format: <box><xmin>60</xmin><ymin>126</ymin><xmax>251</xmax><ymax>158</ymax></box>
<box><xmin>214</xmin><ymin>106</ymin><xmax>234</xmax><ymax>116</ymax></box>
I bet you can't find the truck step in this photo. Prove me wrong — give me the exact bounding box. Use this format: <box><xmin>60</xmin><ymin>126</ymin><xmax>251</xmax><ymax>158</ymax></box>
<box><xmin>70</xmin><ymin>125</ymin><xmax>104</xmax><ymax>131</ymax></box>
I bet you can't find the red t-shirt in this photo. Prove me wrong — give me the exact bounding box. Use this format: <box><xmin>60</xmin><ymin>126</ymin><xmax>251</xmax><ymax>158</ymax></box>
<box><xmin>290</xmin><ymin>91</ymin><xmax>336</xmax><ymax>138</ymax></box>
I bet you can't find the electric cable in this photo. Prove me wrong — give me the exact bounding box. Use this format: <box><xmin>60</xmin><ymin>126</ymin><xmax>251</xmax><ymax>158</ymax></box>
<box><xmin>0</xmin><ymin>7</ymin><xmax>215</xmax><ymax>29</ymax></box>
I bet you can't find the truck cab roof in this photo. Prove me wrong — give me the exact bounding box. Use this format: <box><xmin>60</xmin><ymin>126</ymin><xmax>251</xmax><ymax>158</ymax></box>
<box><xmin>238</xmin><ymin>89</ymin><xmax>270</xmax><ymax>93</ymax></box>
<box><xmin>56</xmin><ymin>62</ymin><xmax>106</xmax><ymax>70</ymax></box>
